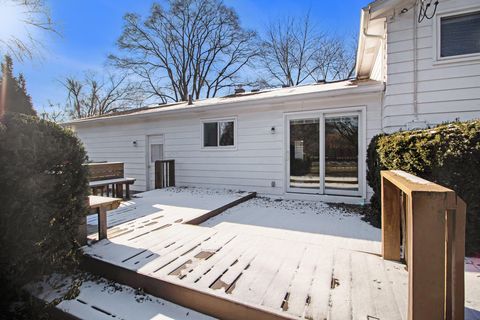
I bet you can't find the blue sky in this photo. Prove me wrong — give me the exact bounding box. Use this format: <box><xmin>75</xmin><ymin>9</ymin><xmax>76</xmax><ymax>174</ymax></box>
<box><xmin>12</xmin><ymin>0</ymin><xmax>371</xmax><ymax>112</ymax></box>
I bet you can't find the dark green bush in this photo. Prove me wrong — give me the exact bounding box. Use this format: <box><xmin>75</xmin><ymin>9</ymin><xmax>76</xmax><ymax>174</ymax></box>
<box><xmin>0</xmin><ymin>113</ymin><xmax>89</xmax><ymax>315</ymax></box>
<box><xmin>366</xmin><ymin>120</ymin><xmax>480</xmax><ymax>255</ymax></box>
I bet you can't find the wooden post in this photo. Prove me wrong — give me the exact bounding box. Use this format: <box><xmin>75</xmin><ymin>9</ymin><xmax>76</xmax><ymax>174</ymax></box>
<box><xmin>116</xmin><ymin>183</ymin><xmax>123</xmax><ymax>198</ymax></box>
<box><xmin>380</xmin><ymin>171</ymin><xmax>466</xmax><ymax>320</ymax></box>
<box><xmin>381</xmin><ymin>177</ymin><xmax>402</xmax><ymax>261</ymax></box>
<box><xmin>169</xmin><ymin>160</ymin><xmax>175</xmax><ymax>187</ymax></box>
<box><xmin>408</xmin><ymin>192</ymin><xmax>446</xmax><ymax>320</ymax></box>
<box><xmin>98</xmin><ymin>206</ymin><xmax>108</xmax><ymax>240</ymax></box>
<box><xmin>126</xmin><ymin>183</ymin><xmax>130</xmax><ymax>199</ymax></box>
<box><xmin>446</xmin><ymin>197</ymin><xmax>466</xmax><ymax>320</ymax></box>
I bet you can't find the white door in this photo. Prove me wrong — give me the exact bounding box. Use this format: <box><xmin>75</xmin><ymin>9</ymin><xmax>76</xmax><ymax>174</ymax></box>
<box><xmin>147</xmin><ymin>135</ymin><xmax>164</xmax><ymax>190</ymax></box>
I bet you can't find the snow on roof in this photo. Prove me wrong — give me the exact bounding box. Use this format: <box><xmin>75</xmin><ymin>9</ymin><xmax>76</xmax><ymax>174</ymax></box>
<box><xmin>65</xmin><ymin>79</ymin><xmax>382</xmax><ymax>125</ymax></box>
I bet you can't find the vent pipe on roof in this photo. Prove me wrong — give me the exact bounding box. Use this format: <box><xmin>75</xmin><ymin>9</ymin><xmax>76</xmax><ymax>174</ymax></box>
<box><xmin>234</xmin><ymin>87</ymin><xmax>245</xmax><ymax>94</ymax></box>
<box><xmin>188</xmin><ymin>94</ymin><xmax>193</xmax><ymax>105</ymax></box>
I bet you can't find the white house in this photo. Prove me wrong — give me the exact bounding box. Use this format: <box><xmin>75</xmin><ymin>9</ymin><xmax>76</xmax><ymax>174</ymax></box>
<box><xmin>67</xmin><ymin>0</ymin><xmax>480</xmax><ymax>203</ymax></box>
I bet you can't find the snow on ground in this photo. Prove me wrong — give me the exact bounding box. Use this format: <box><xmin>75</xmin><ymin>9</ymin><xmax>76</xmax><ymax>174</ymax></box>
<box><xmin>466</xmin><ymin>258</ymin><xmax>480</xmax><ymax>319</ymax></box>
<box><xmin>86</xmin><ymin>187</ymin><xmax>251</xmax><ymax>228</ymax></box>
<box><xmin>201</xmin><ymin>196</ymin><xmax>380</xmax><ymax>242</ymax></box>
<box><xmin>29</xmin><ymin>274</ymin><xmax>214</xmax><ymax>320</ymax></box>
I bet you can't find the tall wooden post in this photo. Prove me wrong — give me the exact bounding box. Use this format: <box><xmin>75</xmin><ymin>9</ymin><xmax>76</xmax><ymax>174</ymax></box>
<box><xmin>381</xmin><ymin>177</ymin><xmax>402</xmax><ymax>261</ymax></box>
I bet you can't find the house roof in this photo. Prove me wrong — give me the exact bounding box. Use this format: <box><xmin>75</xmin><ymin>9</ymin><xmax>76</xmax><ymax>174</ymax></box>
<box><xmin>65</xmin><ymin>79</ymin><xmax>383</xmax><ymax>125</ymax></box>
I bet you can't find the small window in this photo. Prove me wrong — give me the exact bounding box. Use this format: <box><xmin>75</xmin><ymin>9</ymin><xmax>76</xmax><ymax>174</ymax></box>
<box><xmin>440</xmin><ymin>11</ymin><xmax>480</xmax><ymax>58</ymax></box>
<box><xmin>150</xmin><ymin>144</ymin><xmax>163</xmax><ymax>162</ymax></box>
<box><xmin>202</xmin><ymin>119</ymin><xmax>235</xmax><ymax>148</ymax></box>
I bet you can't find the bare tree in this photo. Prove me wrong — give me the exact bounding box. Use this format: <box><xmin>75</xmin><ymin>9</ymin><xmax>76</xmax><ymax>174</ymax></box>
<box><xmin>110</xmin><ymin>0</ymin><xmax>259</xmax><ymax>103</ymax></box>
<box><xmin>260</xmin><ymin>13</ymin><xmax>320</xmax><ymax>87</ymax></box>
<box><xmin>61</xmin><ymin>72</ymin><xmax>143</xmax><ymax>119</ymax></box>
<box><xmin>260</xmin><ymin>13</ymin><xmax>357</xmax><ymax>86</ymax></box>
<box><xmin>0</xmin><ymin>0</ymin><xmax>57</xmax><ymax>61</ymax></box>
<box><xmin>313</xmin><ymin>36</ymin><xmax>356</xmax><ymax>82</ymax></box>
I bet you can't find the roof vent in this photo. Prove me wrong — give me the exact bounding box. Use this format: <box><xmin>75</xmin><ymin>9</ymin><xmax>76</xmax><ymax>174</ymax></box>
<box><xmin>317</xmin><ymin>79</ymin><xmax>326</xmax><ymax>84</ymax></box>
<box><xmin>234</xmin><ymin>87</ymin><xmax>245</xmax><ymax>94</ymax></box>
<box><xmin>282</xmin><ymin>84</ymin><xmax>290</xmax><ymax>88</ymax></box>
<box><xmin>251</xmin><ymin>88</ymin><xmax>260</xmax><ymax>92</ymax></box>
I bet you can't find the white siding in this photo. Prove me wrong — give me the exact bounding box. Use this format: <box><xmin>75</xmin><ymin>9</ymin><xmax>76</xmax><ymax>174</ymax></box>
<box><xmin>72</xmin><ymin>92</ymin><xmax>382</xmax><ymax>201</ymax></box>
<box><xmin>384</xmin><ymin>0</ymin><xmax>480</xmax><ymax>132</ymax></box>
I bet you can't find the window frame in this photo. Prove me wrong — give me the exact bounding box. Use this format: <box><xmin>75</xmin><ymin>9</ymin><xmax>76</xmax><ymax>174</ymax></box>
<box><xmin>434</xmin><ymin>6</ymin><xmax>480</xmax><ymax>65</ymax></box>
<box><xmin>200</xmin><ymin>117</ymin><xmax>237</xmax><ymax>150</ymax></box>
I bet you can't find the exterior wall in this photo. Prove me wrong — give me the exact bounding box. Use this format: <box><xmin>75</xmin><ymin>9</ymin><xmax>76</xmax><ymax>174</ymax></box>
<box><xmin>72</xmin><ymin>91</ymin><xmax>382</xmax><ymax>202</ymax></box>
<box><xmin>384</xmin><ymin>0</ymin><xmax>480</xmax><ymax>132</ymax></box>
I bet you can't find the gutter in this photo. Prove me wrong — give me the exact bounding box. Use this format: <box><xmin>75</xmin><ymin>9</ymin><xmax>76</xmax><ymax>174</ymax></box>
<box><xmin>356</xmin><ymin>8</ymin><xmax>386</xmax><ymax>80</ymax></box>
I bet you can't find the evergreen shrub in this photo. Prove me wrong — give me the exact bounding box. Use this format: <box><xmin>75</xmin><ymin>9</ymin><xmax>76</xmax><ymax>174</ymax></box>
<box><xmin>366</xmin><ymin>120</ymin><xmax>480</xmax><ymax>255</ymax></box>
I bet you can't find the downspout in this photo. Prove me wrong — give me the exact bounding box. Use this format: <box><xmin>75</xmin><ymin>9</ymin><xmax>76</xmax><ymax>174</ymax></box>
<box><xmin>413</xmin><ymin>1</ymin><xmax>419</xmax><ymax>120</ymax></box>
<box><xmin>363</xmin><ymin>7</ymin><xmax>387</xmax><ymax>131</ymax></box>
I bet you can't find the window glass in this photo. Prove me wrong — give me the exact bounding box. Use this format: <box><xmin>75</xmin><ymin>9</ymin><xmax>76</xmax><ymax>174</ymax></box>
<box><xmin>150</xmin><ymin>144</ymin><xmax>163</xmax><ymax>162</ymax></box>
<box><xmin>203</xmin><ymin>122</ymin><xmax>218</xmax><ymax>147</ymax></box>
<box><xmin>219</xmin><ymin>121</ymin><xmax>234</xmax><ymax>146</ymax></box>
<box><xmin>441</xmin><ymin>11</ymin><xmax>480</xmax><ymax>57</ymax></box>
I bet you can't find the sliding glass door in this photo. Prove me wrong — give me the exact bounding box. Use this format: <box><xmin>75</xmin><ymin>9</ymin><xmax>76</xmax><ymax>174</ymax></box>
<box><xmin>324</xmin><ymin>115</ymin><xmax>359</xmax><ymax>195</ymax></box>
<box><xmin>288</xmin><ymin>118</ymin><xmax>320</xmax><ymax>193</ymax></box>
<box><xmin>287</xmin><ymin>112</ymin><xmax>361</xmax><ymax>196</ymax></box>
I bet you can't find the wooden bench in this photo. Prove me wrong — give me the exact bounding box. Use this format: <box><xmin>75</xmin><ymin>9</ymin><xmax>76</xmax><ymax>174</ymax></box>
<box><xmin>88</xmin><ymin>195</ymin><xmax>122</xmax><ymax>240</ymax></box>
<box><xmin>86</xmin><ymin>162</ymin><xmax>136</xmax><ymax>199</ymax></box>
<box><xmin>89</xmin><ymin>177</ymin><xmax>136</xmax><ymax>199</ymax></box>
<box><xmin>77</xmin><ymin>195</ymin><xmax>122</xmax><ymax>245</ymax></box>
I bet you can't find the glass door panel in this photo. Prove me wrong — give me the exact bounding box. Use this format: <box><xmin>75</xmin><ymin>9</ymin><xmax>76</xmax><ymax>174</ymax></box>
<box><xmin>289</xmin><ymin>118</ymin><xmax>320</xmax><ymax>191</ymax></box>
<box><xmin>324</xmin><ymin>115</ymin><xmax>359</xmax><ymax>194</ymax></box>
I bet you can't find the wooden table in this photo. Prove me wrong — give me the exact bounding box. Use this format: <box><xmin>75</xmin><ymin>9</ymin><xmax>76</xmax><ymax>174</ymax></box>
<box><xmin>89</xmin><ymin>195</ymin><xmax>122</xmax><ymax>240</ymax></box>
<box><xmin>89</xmin><ymin>177</ymin><xmax>136</xmax><ymax>199</ymax></box>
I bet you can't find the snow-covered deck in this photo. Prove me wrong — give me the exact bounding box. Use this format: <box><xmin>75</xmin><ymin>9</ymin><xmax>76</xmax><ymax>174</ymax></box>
<box><xmin>81</xmin><ymin>190</ymin><xmax>480</xmax><ymax>320</ymax></box>
<box><xmin>85</xmin><ymin>187</ymin><xmax>255</xmax><ymax>239</ymax></box>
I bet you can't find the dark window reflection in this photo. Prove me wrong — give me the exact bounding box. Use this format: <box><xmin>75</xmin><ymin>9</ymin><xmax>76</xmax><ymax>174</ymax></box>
<box><xmin>289</xmin><ymin>119</ymin><xmax>319</xmax><ymax>189</ymax></box>
<box><xmin>325</xmin><ymin>116</ymin><xmax>359</xmax><ymax>192</ymax></box>
<box><xmin>203</xmin><ymin>122</ymin><xmax>218</xmax><ymax>147</ymax></box>
<box><xmin>219</xmin><ymin>121</ymin><xmax>234</xmax><ymax>146</ymax></box>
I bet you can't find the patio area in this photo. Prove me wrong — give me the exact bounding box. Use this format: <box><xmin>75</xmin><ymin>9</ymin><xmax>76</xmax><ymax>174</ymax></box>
<box><xmin>75</xmin><ymin>188</ymin><xmax>480</xmax><ymax>319</ymax></box>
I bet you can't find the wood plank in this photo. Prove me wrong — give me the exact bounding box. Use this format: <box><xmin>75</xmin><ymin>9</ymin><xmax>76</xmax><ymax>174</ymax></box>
<box><xmin>157</xmin><ymin>231</ymin><xmax>239</xmax><ymax>277</ymax></box>
<box><xmin>383</xmin><ymin>260</ymin><xmax>408</xmax><ymax>320</ymax></box>
<box><xmin>231</xmin><ymin>239</ymin><xmax>288</xmax><ymax>306</ymax></box>
<box><xmin>261</xmin><ymin>245</ymin><xmax>307</xmax><ymax>311</ymax></box>
<box><xmin>139</xmin><ymin>229</ymin><xmax>219</xmax><ymax>275</ymax></box>
<box><xmin>284</xmin><ymin>245</ymin><xmax>323</xmax><ymax>317</ymax></box>
<box><xmin>304</xmin><ymin>247</ymin><xmax>335</xmax><ymax>320</ymax></box>
<box><xmin>328</xmin><ymin>249</ymin><xmax>352</xmax><ymax>320</ymax></box>
<box><xmin>195</xmin><ymin>236</ymin><xmax>254</xmax><ymax>288</ymax></box>
<box><xmin>364</xmin><ymin>252</ymin><xmax>403</xmax><ymax>320</ymax></box>
<box><xmin>350</xmin><ymin>251</ymin><xmax>377</xmax><ymax>320</ymax></box>
<box><xmin>181</xmin><ymin>234</ymin><xmax>244</xmax><ymax>285</ymax></box>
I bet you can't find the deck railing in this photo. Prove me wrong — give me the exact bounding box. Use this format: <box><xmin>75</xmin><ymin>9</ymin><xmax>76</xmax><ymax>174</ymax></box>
<box><xmin>155</xmin><ymin>160</ymin><xmax>175</xmax><ymax>189</ymax></box>
<box><xmin>381</xmin><ymin>170</ymin><xmax>466</xmax><ymax>320</ymax></box>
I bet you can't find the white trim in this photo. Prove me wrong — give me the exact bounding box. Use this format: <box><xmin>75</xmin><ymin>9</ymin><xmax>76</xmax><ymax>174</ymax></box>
<box><xmin>433</xmin><ymin>5</ymin><xmax>480</xmax><ymax>65</ymax></box>
<box><xmin>200</xmin><ymin>117</ymin><xmax>237</xmax><ymax>151</ymax></box>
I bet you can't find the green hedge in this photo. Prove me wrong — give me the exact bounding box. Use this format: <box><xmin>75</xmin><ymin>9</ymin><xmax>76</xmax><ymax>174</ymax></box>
<box><xmin>366</xmin><ymin>120</ymin><xmax>480</xmax><ymax>256</ymax></box>
<box><xmin>0</xmin><ymin>113</ymin><xmax>89</xmax><ymax>314</ymax></box>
